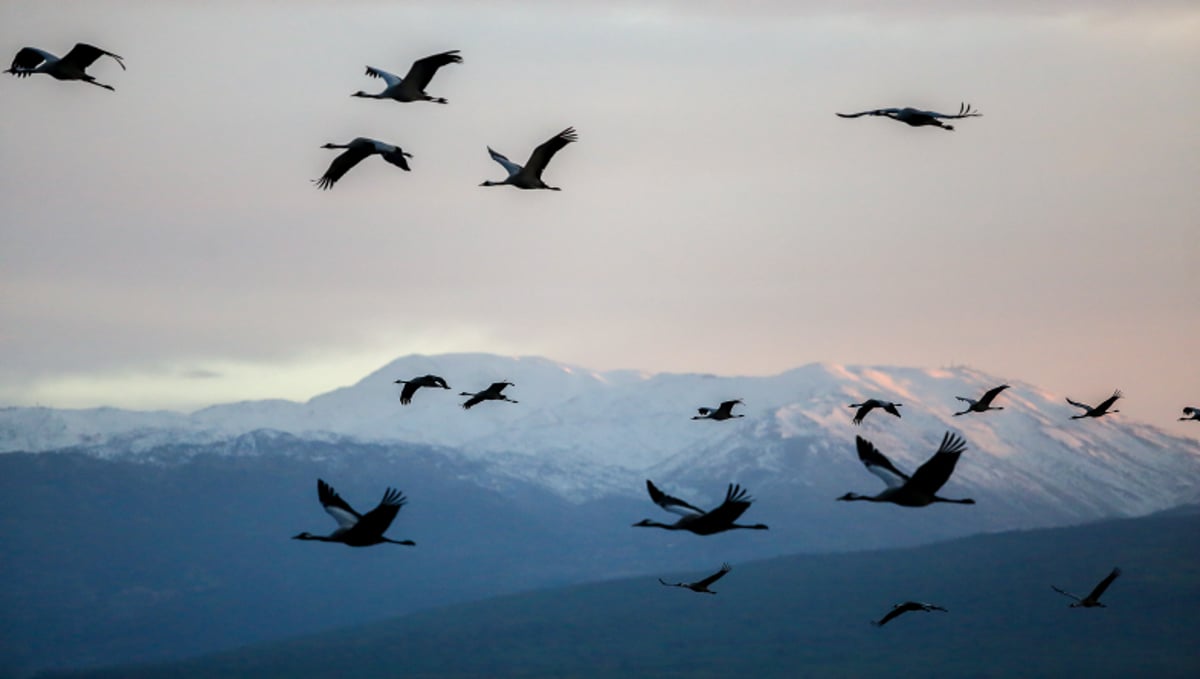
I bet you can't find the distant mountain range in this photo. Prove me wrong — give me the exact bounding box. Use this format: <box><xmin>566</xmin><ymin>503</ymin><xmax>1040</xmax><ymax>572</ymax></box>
<box><xmin>36</xmin><ymin>509</ymin><xmax>1200</xmax><ymax>679</ymax></box>
<box><xmin>2</xmin><ymin>354</ymin><xmax>1198</xmax><ymax>676</ymax></box>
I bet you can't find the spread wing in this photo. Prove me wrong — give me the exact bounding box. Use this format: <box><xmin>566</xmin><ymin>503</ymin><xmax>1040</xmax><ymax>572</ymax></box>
<box><xmin>700</xmin><ymin>484</ymin><xmax>755</xmax><ymax>525</ymax></box>
<box><xmin>364</xmin><ymin>66</ymin><xmax>402</xmax><ymax>88</ymax></box>
<box><xmin>487</xmin><ymin>147</ymin><xmax>522</xmax><ymax>176</ymax></box>
<box><xmin>925</xmin><ymin>102</ymin><xmax>981</xmax><ymax>119</ymax></box>
<box><xmin>347</xmin><ymin>487</ymin><xmax>406</xmax><ymax>539</ymax></box>
<box><xmin>1086</xmin><ymin>568</ymin><xmax>1121</xmax><ymax>601</ymax></box>
<box><xmin>882</xmin><ymin>403</ymin><xmax>902</xmax><ymax>418</ymax></box>
<box><xmin>402</xmin><ymin>50</ymin><xmax>462</xmax><ymax>91</ymax></box>
<box><xmin>645</xmin><ymin>479</ymin><xmax>705</xmax><ymax>516</ymax></box>
<box><xmin>718</xmin><ymin>399</ymin><xmax>743</xmax><ymax>416</ymax></box>
<box><xmin>314</xmin><ymin>144</ymin><xmax>374</xmax><ymax>190</ymax></box>
<box><xmin>836</xmin><ymin>108</ymin><xmax>899</xmax><ymax>119</ymax></box>
<box><xmin>874</xmin><ymin>603</ymin><xmax>916</xmax><ymax>627</ymax></box>
<box><xmin>399</xmin><ymin>381</ymin><xmax>420</xmax><ymax>405</ymax></box>
<box><xmin>693</xmin><ymin>563</ymin><xmax>731</xmax><ymax>589</ymax></box>
<box><xmin>854</xmin><ymin>436</ymin><xmax>910</xmax><ymax>489</ymax></box>
<box><xmin>461</xmin><ymin>393</ymin><xmax>485</xmax><ymax>409</ymax></box>
<box><xmin>850</xmin><ymin>402</ymin><xmax>876</xmax><ymax>425</ymax></box>
<box><xmin>1095</xmin><ymin>390</ymin><xmax>1122</xmax><ymax>412</ymax></box>
<box><xmin>977</xmin><ymin>384</ymin><xmax>1010</xmax><ymax>407</ymax></box>
<box><xmin>62</xmin><ymin>43</ymin><xmax>125</xmax><ymax>71</ymax></box>
<box><xmin>7</xmin><ymin>47</ymin><xmax>55</xmax><ymax>73</ymax></box>
<box><xmin>317</xmin><ymin>479</ymin><xmax>362</xmax><ymax>529</ymax></box>
<box><xmin>1051</xmin><ymin>585</ymin><xmax>1081</xmax><ymax>602</ymax></box>
<box><xmin>1065</xmin><ymin>397</ymin><xmax>1092</xmax><ymax>411</ymax></box>
<box><xmin>907</xmin><ymin>432</ymin><xmax>968</xmax><ymax>495</ymax></box>
<box><xmin>524</xmin><ymin>127</ymin><xmax>577</xmax><ymax>179</ymax></box>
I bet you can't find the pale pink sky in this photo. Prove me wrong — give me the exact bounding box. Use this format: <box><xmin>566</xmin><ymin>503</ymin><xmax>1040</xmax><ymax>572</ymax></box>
<box><xmin>1</xmin><ymin>2</ymin><xmax>1197</xmax><ymax>438</ymax></box>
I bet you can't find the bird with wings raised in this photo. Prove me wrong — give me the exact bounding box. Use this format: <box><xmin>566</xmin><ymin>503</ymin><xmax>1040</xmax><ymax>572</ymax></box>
<box><xmin>1052</xmin><ymin>568</ymin><xmax>1121</xmax><ymax>608</ymax></box>
<box><xmin>836</xmin><ymin>102</ymin><xmax>981</xmax><ymax>130</ymax></box>
<box><xmin>313</xmin><ymin>137</ymin><xmax>412</xmax><ymax>190</ymax></box>
<box><xmin>953</xmin><ymin>384</ymin><xmax>1011</xmax><ymax>416</ymax></box>
<box><xmin>659</xmin><ymin>563</ymin><xmax>732</xmax><ymax>594</ymax></box>
<box><xmin>292</xmin><ymin>479</ymin><xmax>415</xmax><ymax>547</ymax></box>
<box><xmin>838</xmin><ymin>432</ymin><xmax>975</xmax><ymax>507</ymax></box>
<box><xmin>634</xmin><ymin>480</ymin><xmax>768</xmax><ymax>535</ymax></box>
<box><xmin>352</xmin><ymin>50</ymin><xmax>462</xmax><ymax>104</ymax></box>
<box><xmin>480</xmin><ymin>127</ymin><xmax>577</xmax><ymax>190</ymax></box>
<box><xmin>692</xmin><ymin>399</ymin><xmax>744</xmax><ymax>421</ymax></box>
<box><xmin>6</xmin><ymin>42</ymin><xmax>125</xmax><ymax>90</ymax></box>
<box><xmin>1065</xmin><ymin>389</ymin><xmax>1122</xmax><ymax>420</ymax></box>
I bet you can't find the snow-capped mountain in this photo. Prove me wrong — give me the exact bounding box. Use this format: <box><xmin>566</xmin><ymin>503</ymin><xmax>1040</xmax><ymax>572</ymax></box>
<box><xmin>3</xmin><ymin>353</ymin><xmax>1199</xmax><ymax>515</ymax></box>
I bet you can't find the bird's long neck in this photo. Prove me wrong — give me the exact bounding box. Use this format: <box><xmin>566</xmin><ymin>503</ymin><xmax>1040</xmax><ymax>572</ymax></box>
<box><xmin>731</xmin><ymin>523</ymin><xmax>769</xmax><ymax>530</ymax></box>
<box><xmin>352</xmin><ymin>91</ymin><xmax>383</xmax><ymax>99</ymax></box>
<box><xmin>634</xmin><ymin>520</ymin><xmax>676</xmax><ymax>530</ymax></box>
<box><xmin>382</xmin><ymin>538</ymin><xmax>416</xmax><ymax>546</ymax></box>
<box><xmin>293</xmin><ymin>533</ymin><xmax>338</xmax><ymax>542</ymax></box>
<box><xmin>932</xmin><ymin>496</ymin><xmax>975</xmax><ymax>505</ymax></box>
<box><xmin>838</xmin><ymin>493</ymin><xmax>878</xmax><ymax>502</ymax></box>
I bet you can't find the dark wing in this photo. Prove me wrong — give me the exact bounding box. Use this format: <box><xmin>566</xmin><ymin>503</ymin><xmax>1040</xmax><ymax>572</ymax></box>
<box><xmin>1095</xmin><ymin>390</ymin><xmax>1122</xmax><ymax>412</ymax></box>
<box><xmin>929</xmin><ymin>102</ymin><xmax>981</xmax><ymax>119</ymax></box>
<box><xmin>693</xmin><ymin>563</ymin><xmax>732</xmax><ymax>589</ymax></box>
<box><xmin>698</xmin><ymin>484</ymin><xmax>754</xmax><ymax>526</ymax></box>
<box><xmin>487</xmin><ymin>382</ymin><xmax>512</xmax><ymax>395</ymax></box>
<box><xmin>836</xmin><ymin>108</ymin><xmax>898</xmax><ymax>119</ymax></box>
<box><xmin>346</xmin><ymin>487</ymin><xmax>405</xmax><ymax>539</ymax></box>
<box><xmin>718</xmin><ymin>399</ymin><xmax>743</xmax><ymax>416</ymax></box>
<box><xmin>882</xmin><ymin>403</ymin><xmax>902</xmax><ymax>418</ymax></box>
<box><xmin>428</xmin><ymin>375</ymin><xmax>449</xmax><ymax>389</ymax></box>
<box><xmin>850</xmin><ymin>401</ymin><xmax>877</xmax><ymax>425</ymax></box>
<box><xmin>8</xmin><ymin>47</ymin><xmax>52</xmax><ymax>73</ymax></box>
<box><xmin>314</xmin><ymin>145</ymin><xmax>374</xmax><ymax>190</ymax></box>
<box><xmin>381</xmin><ymin>148</ymin><xmax>412</xmax><ymax>171</ymax></box>
<box><xmin>1065</xmin><ymin>397</ymin><xmax>1092</xmax><ymax>411</ymax></box>
<box><xmin>646</xmin><ymin>479</ymin><xmax>705</xmax><ymax>516</ymax></box>
<box><xmin>1051</xmin><ymin>585</ymin><xmax>1081</xmax><ymax>602</ymax></box>
<box><xmin>977</xmin><ymin>384</ymin><xmax>1010</xmax><ymax>407</ymax></box>
<box><xmin>855</xmin><ymin>436</ymin><xmax>910</xmax><ymax>489</ymax></box>
<box><xmin>696</xmin><ymin>407</ymin><xmax>713</xmax><ymax>416</ymax></box>
<box><xmin>907</xmin><ymin>432</ymin><xmax>968</xmax><ymax>495</ymax></box>
<box><xmin>874</xmin><ymin>603</ymin><xmax>916</xmax><ymax>627</ymax></box>
<box><xmin>399</xmin><ymin>381</ymin><xmax>420</xmax><ymax>405</ymax></box>
<box><xmin>1086</xmin><ymin>568</ymin><xmax>1121</xmax><ymax>601</ymax></box>
<box><xmin>461</xmin><ymin>393</ymin><xmax>485</xmax><ymax>409</ymax></box>
<box><xmin>1184</xmin><ymin>407</ymin><xmax>1198</xmax><ymax>417</ymax></box>
<box><xmin>524</xmin><ymin>127</ymin><xmax>577</xmax><ymax>178</ymax></box>
<box><xmin>62</xmin><ymin>43</ymin><xmax>125</xmax><ymax>71</ymax></box>
<box><xmin>317</xmin><ymin>478</ymin><xmax>362</xmax><ymax>529</ymax></box>
<box><xmin>402</xmin><ymin>50</ymin><xmax>462</xmax><ymax>92</ymax></box>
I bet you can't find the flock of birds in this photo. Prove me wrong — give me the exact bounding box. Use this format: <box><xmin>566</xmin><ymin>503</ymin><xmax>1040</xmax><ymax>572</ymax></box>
<box><xmin>8</xmin><ymin>38</ymin><xmax>1195</xmax><ymax>632</ymax></box>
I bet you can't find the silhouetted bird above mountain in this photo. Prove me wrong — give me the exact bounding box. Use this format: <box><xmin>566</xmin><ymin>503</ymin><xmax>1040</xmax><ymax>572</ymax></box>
<box><xmin>872</xmin><ymin>601</ymin><xmax>948</xmax><ymax>627</ymax></box>
<box><xmin>849</xmin><ymin>399</ymin><xmax>902</xmax><ymax>425</ymax></box>
<box><xmin>460</xmin><ymin>381</ymin><xmax>518</xmax><ymax>409</ymax></box>
<box><xmin>292</xmin><ymin>479</ymin><xmax>415</xmax><ymax>547</ymax></box>
<box><xmin>480</xmin><ymin>127</ymin><xmax>577</xmax><ymax>190</ymax></box>
<box><xmin>954</xmin><ymin>384</ymin><xmax>1010</xmax><ymax>416</ymax></box>
<box><xmin>836</xmin><ymin>102</ymin><xmax>981</xmax><ymax>130</ymax></box>
<box><xmin>659</xmin><ymin>563</ymin><xmax>732</xmax><ymax>594</ymax></box>
<box><xmin>1066</xmin><ymin>390</ymin><xmax>1122</xmax><ymax>420</ymax></box>
<box><xmin>1052</xmin><ymin>568</ymin><xmax>1121</xmax><ymax>608</ymax></box>
<box><xmin>634</xmin><ymin>480</ymin><xmax>768</xmax><ymax>535</ymax></box>
<box><xmin>394</xmin><ymin>374</ymin><xmax>450</xmax><ymax>405</ymax></box>
<box><xmin>352</xmin><ymin>50</ymin><xmax>462</xmax><ymax>104</ymax></box>
<box><xmin>1178</xmin><ymin>406</ymin><xmax>1198</xmax><ymax>422</ymax></box>
<box><xmin>5</xmin><ymin>42</ymin><xmax>124</xmax><ymax>90</ymax></box>
<box><xmin>838</xmin><ymin>432</ymin><xmax>975</xmax><ymax>507</ymax></box>
<box><xmin>313</xmin><ymin>138</ymin><xmax>411</xmax><ymax>190</ymax></box>
<box><xmin>692</xmin><ymin>399</ymin><xmax>744</xmax><ymax>421</ymax></box>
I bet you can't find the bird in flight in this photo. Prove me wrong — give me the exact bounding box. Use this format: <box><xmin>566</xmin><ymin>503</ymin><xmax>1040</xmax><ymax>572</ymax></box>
<box><xmin>313</xmin><ymin>138</ymin><xmax>412</xmax><ymax>190</ymax></box>
<box><xmin>659</xmin><ymin>563</ymin><xmax>732</xmax><ymax>595</ymax></box>
<box><xmin>5</xmin><ymin>42</ymin><xmax>125</xmax><ymax>91</ymax></box>
<box><xmin>692</xmin><ymin>399</ymin><xmax>744</xmax><ymax>421</ymax></box>
<box><xmin>838</xmin><ymin>432</ymin><xmax>975</xmax><ymax>507</ymax></box>
<box><xmin>1065</xmin><ymin>390</ymin><xmax>1122</xmax><ymax>420</ymax></box>
<box><xmin>849</xmin><ymin>399</ymin><xmax>902</xmax><ymax>426</ymax></box>
<box><xmin>480</xmin><ymin>127</ymin><xmax>577</xmax><ymax>190</ymax></box>
<box><xmin>836</xmin><ymin>102</ymin><xmax>982</xmax><ymax>130</ymax></box>
<box><xmin>352</xmin><ymin>50</ymin><xmax>462</xmax><ymax>104</ymax></box>
<box><xmin>459</xmin><ymin>381</ymin><xmax>518</xmax><ymax>410</ymax></box>
<box><xmin>953</xmin><ymin>384</ymin><xmax>1010</xmax><ymax>416</ymax></box>
<box><xmin>872</xmin><ymin>601</ymin><xmax>948</xmax><ymax>627</ymax></box>
<box><xmin>292</xmin><ymin>479</ymin><xmax>415</xmax><ymax>547</ymax></box>
<box><xmin>634</xmin><ymin>480</ymin><xmax>768</xmax><ymax>535</ymax></box>
<box><xmin>394</xmin><ymin>375</ymin><xmax>451</xmax><ymax>405</ymax></box>
<box><xmin>1052</xmin><ymin>568</ymin><xmax>1121</xmax><ymax>608</ymax></box>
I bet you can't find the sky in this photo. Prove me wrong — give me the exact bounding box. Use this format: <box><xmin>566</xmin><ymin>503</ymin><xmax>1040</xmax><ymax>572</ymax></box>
<box><xmin>1</xmin><ymin>1</ymin><xmax>1197</xmax><ymax>437</ymax></box>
